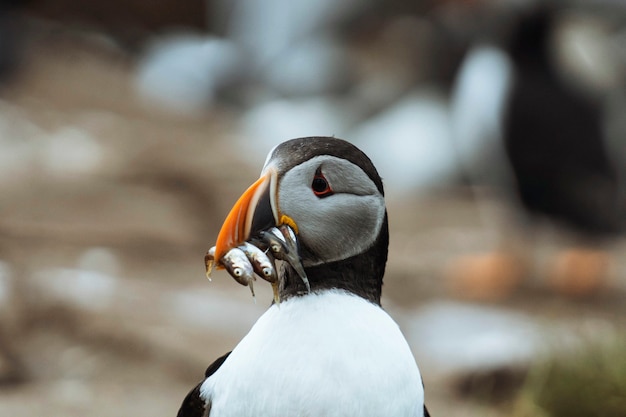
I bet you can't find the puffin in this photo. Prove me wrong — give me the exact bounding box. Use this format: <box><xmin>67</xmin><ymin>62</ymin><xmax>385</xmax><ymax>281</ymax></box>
<box><xmin>502</xmin><ymin>7</ymin><xmax>623</xmax><ymax>238</ymax></box>
<box><xmin>448</xmin><ymin>5</ymin><xmax>624</xmax><ymax>298</ymax></box>
<box><xmin>177</xmin><ymin>137</ymin><xmax>430</xmax><ymax>417</ymax></box>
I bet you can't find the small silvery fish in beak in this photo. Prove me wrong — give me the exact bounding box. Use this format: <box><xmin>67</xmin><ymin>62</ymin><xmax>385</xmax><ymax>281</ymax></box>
<box><xmin>205</xmin><ymin>224</ymin><xmax>307</xmax><ymax>303</ymax></box>
<box><xmin>205</xmin><ymin>166</ymin><xmax>308</xmax><ymax>303</ymax></box>
<box><xmin>205</xmin><ymin>245</ymin><xmax>259</xmax><ymax>297</ymax></box>
<box><xmin>238</xmin><ymin>241</ymin><xmax>281</xmax><ymax>304</ymax></box>
<box><xmin>254</xmin><ymin>226</ymin><xmax>309</xmax><ymax>292</ymax></box>
<box><xmin>221</xmin><ymin>248</ymin><xmax>256</xmax><ymax>296</ymax></box>
<box><xmin>239</xmin><ymin>242</ymin><xmax>277</xmax><ymax>284</ymax></box>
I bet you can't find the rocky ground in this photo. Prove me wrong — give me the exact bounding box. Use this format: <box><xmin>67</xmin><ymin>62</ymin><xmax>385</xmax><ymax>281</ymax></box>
<box><xmin>0</xmin><ymin>22</ymin><xmax>625</xmax><ymax>417</ymax></box>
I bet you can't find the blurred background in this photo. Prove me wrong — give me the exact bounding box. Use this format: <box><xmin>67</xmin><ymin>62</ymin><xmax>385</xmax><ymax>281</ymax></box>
<box><xmin>0</xmin><ymin>0</ymin><xmax>625</xmax><ymax>415</ymax></box>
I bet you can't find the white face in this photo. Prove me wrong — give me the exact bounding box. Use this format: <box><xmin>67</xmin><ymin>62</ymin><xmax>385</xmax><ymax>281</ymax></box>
<box><xmin>271</xmin><ymin>155</ymin><xmax>386</xmax><ymax>267</ymax></box>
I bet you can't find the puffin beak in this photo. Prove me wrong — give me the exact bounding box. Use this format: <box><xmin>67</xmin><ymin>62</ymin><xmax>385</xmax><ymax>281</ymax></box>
<box><xmin>212</xmin><ymin>167</ymin><xmax>308</xmax><ymax>300</ymax></box>
<box><xmin>214</xmin><ymin>169</ymin><xmax>278</xmax><ymax>262</ymax></box>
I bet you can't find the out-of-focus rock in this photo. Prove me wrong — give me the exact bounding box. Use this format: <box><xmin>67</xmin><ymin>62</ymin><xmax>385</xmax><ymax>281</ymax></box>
<box><xmin>164</xmin><ymin>286</ymin><xmax>270</xmax><ymax>335</ymax></box>
<box><xmin>449</xmin><ymin>45</ymin><xmax>513</xmax><ymax>186</ymax></box>
<box><xmin>38</xmin><ymin>127</ymin><xmax>104</xmax><ymax>178</ymax></box>
<box><xmin>31</xmin><ymin>268</ymin><xmax>118</xmax><ymax>312</ymax></box>
<box><xmin>263</xmin><ymin>35</ymin><xmax>351</xmax><ymax>96</ymax></box>
<box><xmin>349</xmin><ymin>90</ymin><xmax>455</xmax><ymax>193</ymax></box>
<box><xmin>222</xmin><ymin>0</ymin><xmax>368</xmax><ymax>67</ymax></box>
<box><xmin>220</xmin><ymin>0</ymin><xmax>369</xmax><ymax>97</ymax></box>
<box><xmin>77</xmin><ymin>247</ymin><xmax>121</xmax><ymax>279</ymax></box>
<box><xmin>135</xmin><ymin>34</ymin><xmax>243</xmax><ymax>114</ymax></box>
<box><xmin>402</xmin><ymin>301</ymin><xmax>614</xmax><ymax>377</ymax></box>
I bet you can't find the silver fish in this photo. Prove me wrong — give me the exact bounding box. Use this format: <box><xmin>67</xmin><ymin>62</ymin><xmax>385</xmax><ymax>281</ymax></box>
<box><xmin>221</xmin><ymin>247</ymin><xmax>256</xmax><ymax>297</ymax></box>
<box><xmin>238</xmin><ymin>242</ymin><xmax>277</xmax><ymax>283</ymax></box>
<box><xmin>260</xmin><ymin>225</ymin><xmax>310</xmax><ymax>292</ymax></box>
<box><xmin>206</xmin><ymin>225</ymin><xmax>306</xmax><ymax>302</ymax></box>
<box><xmin>239</xmin><ymin>241</ymin><xmax>281</xmax><ymax>305</ymax></box>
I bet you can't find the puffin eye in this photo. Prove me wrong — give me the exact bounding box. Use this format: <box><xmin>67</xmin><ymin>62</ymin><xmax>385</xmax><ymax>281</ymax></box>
<box><xmin>312</xmin><ymin>170</ymin><xmax>333</xmax><ymax>197</ymax></box>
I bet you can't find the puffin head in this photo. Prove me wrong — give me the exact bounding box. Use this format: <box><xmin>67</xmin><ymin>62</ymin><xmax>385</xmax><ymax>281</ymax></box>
<box><xmin>214</xmin><ymin>137</ymin><xmax>388</xmax><ymax>304</ymax></box>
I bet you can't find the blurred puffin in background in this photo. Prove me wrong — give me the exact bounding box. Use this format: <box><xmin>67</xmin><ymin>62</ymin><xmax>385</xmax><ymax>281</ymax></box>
<box><xmin>448</xmin><ymin>3</ymin><xmax>626</xmax><ymax>299</ymax></box>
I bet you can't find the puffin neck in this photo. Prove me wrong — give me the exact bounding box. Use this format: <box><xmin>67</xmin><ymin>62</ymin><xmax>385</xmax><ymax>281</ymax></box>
<box><xmin>278</xmin><ymin>214</ymin><xmax>389</xmax><ymax>305</ymax></box>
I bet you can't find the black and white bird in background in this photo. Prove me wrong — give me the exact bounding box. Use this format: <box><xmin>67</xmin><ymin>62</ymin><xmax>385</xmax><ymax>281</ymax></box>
<box><xmin>178</xmin><ymin>137</ymin><xmax>430</xmax><ymax>417</ymax></box>
<box><xmin>449</xmin><ymin>3</ymin><xmax>626</xmax><ymax>298</ymax></box>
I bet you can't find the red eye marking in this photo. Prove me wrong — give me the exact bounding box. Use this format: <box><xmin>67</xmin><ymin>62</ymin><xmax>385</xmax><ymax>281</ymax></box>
<box><xmin>312</xmin><ymin>170</ymin><xmax>333</xmax><ymax>197</ymax></box>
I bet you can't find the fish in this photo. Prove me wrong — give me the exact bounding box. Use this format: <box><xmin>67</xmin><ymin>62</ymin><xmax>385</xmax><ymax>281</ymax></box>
<box><xmin>238</xmin><ymin>242</ymin><xmax>277</xmax><ymax>283</ymax></box>
<box><xmin>205</xmin><ymin>225</ymin><xmax>308</xmax><ymax>302</ymax></box>
<box><xmin>221</xmin><ymin>247</ymin><xmax>256</xmax><ymax>297</ymax></box>
<box><xmin>259</xmin><ymin>226</ymin><xmax>310</xmax><ymax>293</ymax></box>
<box><xmin>239</xmin><ymin>242</ymin><xmax>282</xmax><ymax>305</ymax></box>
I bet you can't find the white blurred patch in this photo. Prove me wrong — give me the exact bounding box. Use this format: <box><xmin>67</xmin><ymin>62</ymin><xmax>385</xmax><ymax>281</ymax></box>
<box><xmin>51</xmin><ymin>378</ymin><xmax>94</xmax><ymax>407</ymax></box>
<box><xmin>239</xmin><ymin>96</ymin><xmax>357</xmax><ymax>156</ymax></box>
<box><xmin>166</xmin><ymin>288</ymin><xmax>267</xmax><ymax>335</ymax></box>
<box><xmin>224</xmin><ymin>0</ymin><xmax>367</xmax><ymax>69</ymax></box>
<box><xmin>554</xmin><ymin>12</ymin><xmax>622</xmax><ymax>93</ymax></box>
<box><xmin>219</xmin><ymin>0</ymin><xmax>367</xmax><ymax>96</ymax></box>
<box><xmin>263</xmin><ymin>36</ymin><xmax>350</xmax><ymax>96</ymax></box>
<box><xmin>449</xmin><ymin>44</ymin><xmax>512</xmax><ymax>180</ymax></box>
<box><xmin>38</xmin><ymin>127</ymin><xmax>104</xmax><ymax>178</ymax></box>
<box><xmin>0</xmin><ymin>261</ymin><xmax>12</xmax><ymax>307</ymax></box>
<box><xmin>32</xmin><ymin>268</ymin><xmax>118</xmax><ymax>311</ymax></box>
<box><xmin>0</xmin><ymin>102</ymin><xmax>45</xmax><ymax>183</ymax></box>
<box><xmin>403</xmin><ymin>301</ymin><xmax>574</xmax><ymax>375</ymax></box>
<box><xmin>135</xmin><ymin>34</ymin><xmax>243</xmax><ymax>114</ymax></box>
<box><xmin>349</xmin><ymin>90</ymin><xmax>454</xmax><ymax>193</ymax></box>
<box><xmin>77</xmin><ymin>247</ymin><xmax>121</xmax><ymax>278</ymax></box>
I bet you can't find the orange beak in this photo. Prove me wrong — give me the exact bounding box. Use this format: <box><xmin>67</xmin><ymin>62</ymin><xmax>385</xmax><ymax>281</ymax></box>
<box><xmin>214</xmin><ymin>170</ymin><xmax>277</xmax><ymax>262</ymax></box>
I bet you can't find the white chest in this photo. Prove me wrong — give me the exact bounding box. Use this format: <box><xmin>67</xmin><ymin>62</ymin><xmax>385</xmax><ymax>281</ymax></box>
<box><xmin>202</xmin><ymin>291</ymin><xmax>424</xmax><ymax>417</ymax></box>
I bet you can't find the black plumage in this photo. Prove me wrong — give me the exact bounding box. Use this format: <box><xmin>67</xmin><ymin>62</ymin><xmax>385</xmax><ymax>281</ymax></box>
<box><xmin>270</xmin><ymin>137</ymin><xmax>386</xmax><ymax>195</ymax></box>
<box><xmin>503</xmin><ymin>7</ymin><xmax>623</xmax><ymax>239</ymax></box>
<box><xmin>258</xmin><ymin>137</ymin><xmax>390</xmax><ymax>304</ymax></box>
<box><xmin>177</xmin><ymin>352</ymin><xmax>231</xmax><ymax>417</ymax></box>
<box><xmin>278</xmin><ymin>211</ymin><xmax>388</xmax><ymax>305</ymax></box>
